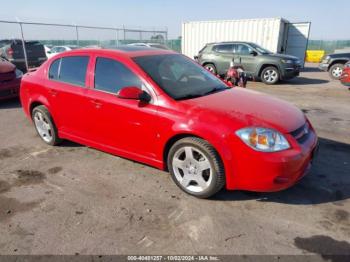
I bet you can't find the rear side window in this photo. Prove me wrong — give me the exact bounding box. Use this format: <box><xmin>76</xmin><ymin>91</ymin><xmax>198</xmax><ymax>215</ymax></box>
<box><xmin>199</xmin><ymin>45</ymin><xmax>211</xmax><ymax>54</ymax></box>
<box><xmin>49</xmin><ymin>59</ymin><xmax>60</xmax><ymax>80</ymax></box>
<box><xmin>94</xmin><ymin>57</ymin><xmax>142</xmax><ymax>94</ymax></box>
<box><xmin>59</xmin><ymin>56</ymin><xmax>89</xmax><ymax>86</ymax></box>
<box><xmin>213</xmin><ymin>44</ymin><xmax>233</xmax><ymax>53</ymax></box>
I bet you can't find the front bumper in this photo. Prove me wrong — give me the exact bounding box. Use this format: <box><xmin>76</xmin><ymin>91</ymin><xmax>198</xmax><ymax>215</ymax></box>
<box><xmin>318</xmin><ymin>63</ymin><xmax>329</xmax><ymax>71</ymax></box>
<box><xmin>280</xmin><ymin>64</ymin><xmax>300</xmax><ymax>80</ymax></box>
<box><xmin>0</xmin><ymin>78</ymin><xmax>21</xmax><ymax>100</ymax></box>
<box><xmin>226</xmin><ymin>128</ymin><xmax>318</xmax><ymax>192</ymax></box>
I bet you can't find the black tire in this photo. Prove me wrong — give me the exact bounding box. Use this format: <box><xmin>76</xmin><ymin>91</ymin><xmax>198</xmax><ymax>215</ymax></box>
<box><xmin>203</xmin><ymin>63</ymin><xmax>217</xmax><ymax>75</ymax></box>
<box><xmin>31</xmin><ymin>105</ymin><xmax>62</xmax><ymax>146</ymax></box>
<box><xmin>167</xmin><ymin>137</ymin><xmax>225</xmax><ymax>198</ymax></box>
<box><xmin>261</xmin><ymin>66</ymin><xmax>280</xmax><ymax>85</ymax></box>
<box><xmin>329</xmin><ymin>63</ymin><xmax>344</xmax><ymax>80</ymax></box>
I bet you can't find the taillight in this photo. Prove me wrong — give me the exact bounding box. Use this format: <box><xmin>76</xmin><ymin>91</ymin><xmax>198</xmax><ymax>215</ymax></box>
<box><xmin>7</xmin><ymin>48</ymin><xmax>14</xmax><ymax>59</ymax></box>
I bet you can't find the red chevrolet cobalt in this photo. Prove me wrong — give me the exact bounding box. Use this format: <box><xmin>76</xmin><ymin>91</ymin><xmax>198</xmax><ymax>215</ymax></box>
<box><xmin>20</xmin><ymin>47</ymin><xmax>318</xmax><ymax>198</ymax></box>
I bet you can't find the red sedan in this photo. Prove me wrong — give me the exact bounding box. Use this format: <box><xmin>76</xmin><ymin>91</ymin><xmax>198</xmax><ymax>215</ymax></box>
<box><xmin>0</xmin><ymin>58</ymin><xmax>22</xmax><ymax>100</ymax></box>
<box><xmin>340</xmin><ymin>61</ymin><xmax>350</xmax><ymax>88</ymax></box>
<box><xmin>20</xmin><ymin>47</ymin><xmax>318</xmax><ymax>198</ymax></box>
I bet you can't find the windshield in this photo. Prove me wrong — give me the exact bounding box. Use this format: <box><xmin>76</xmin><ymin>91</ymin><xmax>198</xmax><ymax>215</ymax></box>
<box><xmin>249</xmin><ymin>43</ymin><xmax>272</xmax><ymax>54</ymax></box>
<box><xmin>133</xmin><ymin>54</ymin><xmax>228</xmax><ymax>100</ymax></box>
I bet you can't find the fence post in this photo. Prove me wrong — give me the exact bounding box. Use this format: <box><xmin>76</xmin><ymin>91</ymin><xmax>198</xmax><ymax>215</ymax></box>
<box><xmin>115</xmin><ymin>29</ymin><xmax>119</xmax><ymax>47</ymax></box>
<box><xmin>123</xmin><ymin>25</ymin><xmax>126</xmax><ymax>44</ymax></box>
<box><xmin>75</xmin><ymin>25</ymin><xmax>79</xmax><ymax>46</ymax></box>
<box><xmin>165</xmin><ymin>27</ymin><xmax>168</xmax><ymax>45</ymax></box>
<box><xmin>19</xmin><ymin>22</ymin><xmax>29</xmax><ymax>72</ymax></box>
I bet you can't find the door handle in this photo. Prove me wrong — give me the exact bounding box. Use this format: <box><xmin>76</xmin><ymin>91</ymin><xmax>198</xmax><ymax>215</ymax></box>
<box><xmin>90</xmin><ymin>99</ymin><xmax>103</xmax><ymax>109</ymax></box>
<box><xmin>48</xmin><ymin>89</ymin><xmax>58</xmax><ymax>97</ymax></box>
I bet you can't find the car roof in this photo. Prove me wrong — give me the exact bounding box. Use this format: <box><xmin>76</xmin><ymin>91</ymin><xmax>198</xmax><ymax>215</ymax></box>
<box><xmin>61</xmin><ymin>45</ymin><xmax>175</xmax><ymax>58</ymax></box>
<box><xmin>208</xmin><ymin>41</ymin><xmax>254</xmax><ymax>45</ymax></box>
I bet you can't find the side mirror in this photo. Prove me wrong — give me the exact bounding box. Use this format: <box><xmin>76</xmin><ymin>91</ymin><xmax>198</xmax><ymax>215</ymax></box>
<box><xmin>250</xmin><ymin>50</ymin><xmax>258</xmax><ymax>56</ymax></box>
<box><xmin>117</xmin><ymin>86</ymin><xmax>151</xmax><ymax>103</ymax></box>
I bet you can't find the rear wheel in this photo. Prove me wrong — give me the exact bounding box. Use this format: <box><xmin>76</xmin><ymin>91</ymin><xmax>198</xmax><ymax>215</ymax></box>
<box><xmin>329</xmin><ymin>63</ymin><xmax>344</xmax><ymax>80</ymax></box>
<box><xmin>167</xmin><ymin>137</ymin><xmax>225</xmax><ymax>198</ymax></box>
<box><xmin>203</xmin><ymin>63</ymin><xmax>217</xmax><ymax>74</ymax></box>
<box><xmin>261</xmin><ymin>66</ymin><xmax>280</xmax><ymax>85</ymax></box>
<box><xmin>32</xmin><ymin>105</ymin><xmax>62</xmax><ymax>146</ymax></box>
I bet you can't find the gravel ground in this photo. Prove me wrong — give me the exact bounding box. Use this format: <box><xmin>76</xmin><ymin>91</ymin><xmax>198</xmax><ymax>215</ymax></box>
<box><xmin>0</xmin><ymin>63</ymin><xmax>349</xmax><ymax>256</ymax></box>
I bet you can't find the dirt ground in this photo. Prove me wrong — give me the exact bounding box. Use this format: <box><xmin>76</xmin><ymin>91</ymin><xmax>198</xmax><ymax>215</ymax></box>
<box><xmin>0</xmin><ymin>63</ymin><xmax>349</xmax><ymax>256</ymax></box>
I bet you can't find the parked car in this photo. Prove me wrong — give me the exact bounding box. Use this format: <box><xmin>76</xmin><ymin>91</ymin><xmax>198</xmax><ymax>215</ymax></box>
<box><xmin>46</xmin><ymin>45</ymin><xmax>79</xmax><ymax>59</ymax></box>
<box><xmin>44</xmin><ymin>45</ymin><xmax>52</xmax><ymax>58</ymax></box>
<box><xmin>319</xmin><ymin>52</ymin><xmax>350</xmax><ymax>80</ymax></box>
<box><xmin>0</xmin><ymin>40</ymin><xmax>47</xmax><ymax>73</ymax></box>
<box><xmin>0</xmin><ymin>58</ymin><xmax>23</xmax><ymax>100</ymax></box>
<box><xmin>20</xmin><ymin>47</ymin><xmax>318</xmax><ymax>198</ymax></box>
<box><xmin>127</xmin><ymin>42</ymin><xmax>170</xmax><ymax>50</ymax></box>
<box><xmin>340</xmin><ymin>61</ymin><xmax>350</xmax><ymax>88</ymax></box>
<box><xmin>195</xmin><ymin>42</ymin><xmax>301</xmax><ymax>85</ymax></box>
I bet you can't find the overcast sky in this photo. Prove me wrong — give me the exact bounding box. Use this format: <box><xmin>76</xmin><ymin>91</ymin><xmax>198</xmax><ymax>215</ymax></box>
<box><xmin>0</xmin><ymin>0</ymin><xmax>349</xmax><ymax>40</ymax></box>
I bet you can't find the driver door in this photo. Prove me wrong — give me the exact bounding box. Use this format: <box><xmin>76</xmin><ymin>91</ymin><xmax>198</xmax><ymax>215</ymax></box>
<box><xmin>233</xmin><ymin>43</ymin><xmax>257</xmax><ymax>76</ymax></box>
<box><xmin>85</xmin><ymin>56</ymin><xmax>159</xmax><ymax>159</ymax></box>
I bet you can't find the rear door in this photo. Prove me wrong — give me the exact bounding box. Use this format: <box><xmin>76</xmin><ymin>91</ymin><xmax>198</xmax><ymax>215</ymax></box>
<box><xmin>46</xmin><ymin>55</ymin><xmax>91</xmax><ymax>139</ymax></box>
<box><xmin>283</xmin><ymin>22</ymin><xmax>311</xmax><ymax>66</ymax></box>
<box><xmin>211</xmin><ymin>44</ymin><xmax>234</xmax><ymax>75</ymax></box>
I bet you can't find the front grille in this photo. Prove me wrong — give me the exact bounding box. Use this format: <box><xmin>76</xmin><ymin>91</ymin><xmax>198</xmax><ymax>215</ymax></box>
<box><xmin>0</xmin><ymin>72</ymin><xmax>16</xmax><ymax>82</ymax></box>
<box><xmin>290</xmin><ymin>123</ymin><xmax>310</xmax><ymax>144</ymax></box>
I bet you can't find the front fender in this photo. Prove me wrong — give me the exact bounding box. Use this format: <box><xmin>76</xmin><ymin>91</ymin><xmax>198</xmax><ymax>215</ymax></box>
<box><xmin>160</xmin><ymin>121</ymin><xmax>235</xmax><ymax>188</ymax></box>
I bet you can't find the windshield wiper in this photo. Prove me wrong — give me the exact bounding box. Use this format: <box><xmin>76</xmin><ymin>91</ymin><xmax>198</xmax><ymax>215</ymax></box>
<box><xmin>176</xmin><ymin>87</ymin><xmax>228</xmax><ymax>100</ymax></box>
<box><xmin>202</xmin><ymin>87</ymin><xmax>228</xmax><ymax>96</ymax></box>
<box><xmin>176</xmin><ymin>93</ymin><xmax>203</xmax><ymax>100</ymax></box>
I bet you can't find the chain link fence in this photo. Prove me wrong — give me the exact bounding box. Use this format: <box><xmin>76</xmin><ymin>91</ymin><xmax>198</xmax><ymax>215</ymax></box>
<box><xmin>0</xmin><ymin>20</ymin><xmax>168</xmax><ymax>71</ymax></box>
<box><xmin>308</xmin><ymin>40</ymin><xmax>350</xmax><ymax>54</ymax></box>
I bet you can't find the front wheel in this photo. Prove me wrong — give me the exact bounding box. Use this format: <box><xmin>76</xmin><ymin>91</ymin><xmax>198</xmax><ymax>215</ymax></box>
<box><xmin>167</xmin><ymin>137</ymin><xmax>225</xmax><ymax>198</ymax></box>
<box><xmin>329</xmin><ymin>63</ymin><xmax>344</xmax><ymax>80</ymax></box>
<box><xmin>261</xmin><ymin>66</ymin><xmax>280</xmax><ymax>85</ymax></box>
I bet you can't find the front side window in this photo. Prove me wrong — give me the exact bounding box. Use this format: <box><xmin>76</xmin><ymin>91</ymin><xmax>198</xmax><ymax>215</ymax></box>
<box><xmin>59</xmin><ymin>56</ymin><xmax>89</xmax><ymax>86</ymax></box>
<box><xmin>234</xmin><ymin>44</ymin><xmax>251</xmax><ymax>55</ymax></box>
<box><xmin>133</xmin><ymin>54</ymin><xmax>228</xmax><ymax>100</ymax></box>
<box><xmin>94</xmin><ymin>57</ymin><xmax>142</xmax><ymax>94</ymax></box>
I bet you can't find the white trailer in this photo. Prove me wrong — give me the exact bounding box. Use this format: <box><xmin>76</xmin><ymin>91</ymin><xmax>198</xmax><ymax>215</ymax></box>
<box><xmin>182</xmin><ymin>18</ymin><xmax>311</xmax><ymax>64</ymax></box>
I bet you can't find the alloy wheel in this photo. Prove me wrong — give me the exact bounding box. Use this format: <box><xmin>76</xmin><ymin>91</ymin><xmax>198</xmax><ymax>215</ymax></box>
<box><xmin>172</xmin><ymin>146</ymin><xmax>213</xmax><ymax>193</ymax></box>
<box><xmin>263</xmin><ymin>69</ymin><xmax>278</xmax><ymax>83</ymax></box>
<box><xmin>332</xmin><ymin>66</ymin><xmax>343</xmax><ymax>78</ymax></box>
<box><xmin>205</xmin><ymin>65</ymin><xmax>215</xmax><ymax>73</ymax></box>
<box><xmin>33</xmin><ymin>111</ymin><xmax>53</xmax><ymax>143</ymax></box>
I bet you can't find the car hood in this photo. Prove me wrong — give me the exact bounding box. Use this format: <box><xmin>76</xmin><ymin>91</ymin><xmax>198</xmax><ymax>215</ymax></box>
<box><xmin>267</xmin><ymin>53</ymin><xmax>299</xmax><ymax>60</ymax></box>
<box><xmin>180</xmin><ymin>88</ymin><xmax>305</xmax><ymax>133</ymax></box>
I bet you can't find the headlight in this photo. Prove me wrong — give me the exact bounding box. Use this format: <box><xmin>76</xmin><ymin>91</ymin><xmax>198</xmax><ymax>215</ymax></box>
<box><xmin>15</xmin><ymin>69</ymin><xmax>23</xmax><ymax>79</ymax></box>
<box><xmin>236</xmin><ymin>127</ymin><xmax>290</xmax><ymax>152</ymax></box>
<box><xmin>281</xmin><ymin>59</ymin><xmax>293</xmax><ymax>64</ymax></box>
<box><xmin>322</xmin><ymin>56</ymin><xmax>330</xmax><ymax>63</ymax></box>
